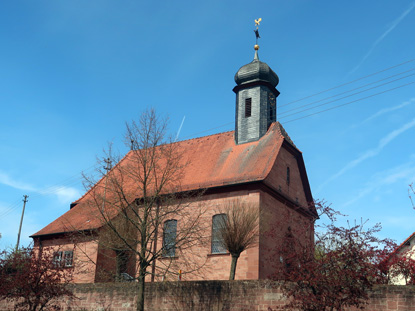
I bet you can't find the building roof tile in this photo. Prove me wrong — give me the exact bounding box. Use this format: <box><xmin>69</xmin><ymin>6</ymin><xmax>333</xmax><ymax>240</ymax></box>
<box><xmin>32</xmin><ymin>122</ymin><xmax>295</xmax><ymax>237</ymax></box>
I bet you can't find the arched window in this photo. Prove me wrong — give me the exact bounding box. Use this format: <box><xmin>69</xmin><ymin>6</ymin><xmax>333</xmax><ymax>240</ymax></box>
<box><xmin>286</xmin><ymin>166</ymin><xmax>290</xmax><ymax>185</ymax></box>
<box><xmin>211</xmin><ymin>214</ymin><xmax>227</xmax><ymax>254</ymax></box>
<box><xmin>162</xmin><ymin>219</ymin><xmax>177</xmax><ymax>257</ymax></box>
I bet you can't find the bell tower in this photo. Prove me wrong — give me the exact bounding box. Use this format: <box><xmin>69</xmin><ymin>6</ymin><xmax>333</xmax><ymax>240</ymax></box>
<box><xmin>233</xmin><ymin>19</ymin><xmax>280</xmax><ymax>144</ymax></box>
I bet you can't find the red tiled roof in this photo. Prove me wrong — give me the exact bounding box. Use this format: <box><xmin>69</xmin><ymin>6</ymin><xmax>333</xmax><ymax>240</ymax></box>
<box><xmin>32</xmin><ymin>123</ymin><xmax>295</xmax><ymax>237</ymax></box>
<box><xmin>390</xmin><ymin>232</ymin><xmax>415</xmax><ymax>258</ymax></box>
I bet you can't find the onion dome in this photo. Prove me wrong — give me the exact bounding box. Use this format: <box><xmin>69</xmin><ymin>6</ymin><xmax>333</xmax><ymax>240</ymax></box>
<box><xmin>234</xmin><ymin>47</ymin><xmax>279</xmax><ymax>87</ymax></box>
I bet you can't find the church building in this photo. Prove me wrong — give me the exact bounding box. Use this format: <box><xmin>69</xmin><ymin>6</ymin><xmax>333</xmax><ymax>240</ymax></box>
<box><xmin>31</xmin><ymin>35</ymin><xmax>317</xmax><ymax>283</ymax></box>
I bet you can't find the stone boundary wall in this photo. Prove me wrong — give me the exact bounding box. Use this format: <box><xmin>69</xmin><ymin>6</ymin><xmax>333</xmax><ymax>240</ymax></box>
<box><xmin>1</xmin><ymin>281</ymin><xmax>415</xmax><ymax>311</ymax></box>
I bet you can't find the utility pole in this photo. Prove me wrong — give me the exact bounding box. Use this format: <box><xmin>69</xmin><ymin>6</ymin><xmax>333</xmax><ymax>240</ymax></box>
<box><xmin>101</xmin><ymin>158</ymin><xmax>112</xmax><ymax>213</ymax></box>
<box><xmin>16</xmin><ymin>195</ymin><xmax>29</xmax><ymax>251</ymax></box>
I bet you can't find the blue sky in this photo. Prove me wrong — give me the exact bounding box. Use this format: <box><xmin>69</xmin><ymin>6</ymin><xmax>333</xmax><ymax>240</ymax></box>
<box><xmin>0</xmin><ymin>1</ymin><xmax>414</xmax><ymax>249</ymax></box>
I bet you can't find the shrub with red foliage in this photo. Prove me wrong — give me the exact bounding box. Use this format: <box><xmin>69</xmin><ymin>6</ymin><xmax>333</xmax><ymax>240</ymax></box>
<box><xmin>0</xmin><ymin>246</ymin><xmax>74</xmax><ymax>311</ymax></box>
<box><xmin>272</xmin><ymin>202</ymin><xmax>397</xmax><ymax>311</ymax></box>
<box><xmin>387</xmin><ymin>249</ymin><xmax>415</xmax><ymax>285</ymax></box>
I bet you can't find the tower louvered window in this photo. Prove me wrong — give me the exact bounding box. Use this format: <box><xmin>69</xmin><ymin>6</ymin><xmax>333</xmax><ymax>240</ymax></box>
<box><xmin>245</xmin><ymin>98</ymin><xmax>252</xmax><ymax>118</ymax></box>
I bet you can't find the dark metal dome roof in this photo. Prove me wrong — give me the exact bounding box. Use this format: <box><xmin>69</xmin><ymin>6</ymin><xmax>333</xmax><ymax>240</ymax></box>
<box><xmin>234</xmin><ymin>58</ymin><xmax>279</xmax><ymax>87</ymax></box>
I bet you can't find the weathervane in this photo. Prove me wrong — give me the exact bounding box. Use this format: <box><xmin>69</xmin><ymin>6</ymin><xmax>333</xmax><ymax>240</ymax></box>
<box><xmin>254</xmin><ymin>18</ymin><xmax>262</xmax><ymax>47</ymax></box>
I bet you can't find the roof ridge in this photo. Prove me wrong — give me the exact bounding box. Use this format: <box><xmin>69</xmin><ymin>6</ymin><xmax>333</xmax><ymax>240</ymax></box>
<box><xmin>173</xmin><ymin>129</ymin><xmax>234</xmax><ymax>145</ymax></box>
<box><xmin>261</xmin><ymin>123</ymin><xmax>285</xmax><ymax>180</ymax></box>
<box><xmin>390</xmin><ymin>231</ymin><xmax>415</xmax><ymax>257</ymax></box>
<box><xmin>276</xmin><ymin>122</ymin><xmax>297</xmax><ymax>149</ymax></box>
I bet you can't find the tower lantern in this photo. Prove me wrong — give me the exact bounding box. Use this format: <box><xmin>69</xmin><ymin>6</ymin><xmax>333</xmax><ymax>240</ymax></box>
<box><xmin>233</xmin><ymin>18</ymin><xmax>280</xmax><ymax>144</ymax></box>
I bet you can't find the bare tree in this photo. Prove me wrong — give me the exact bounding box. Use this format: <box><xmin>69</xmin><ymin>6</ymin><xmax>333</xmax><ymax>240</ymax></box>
<box><xmin>81</xmin><ymin>109</ymin><xmax>207</xmax><ymax>311</ymax></box>
<box><xmin>409</xmin><ymin>183</ymin><xmax>414</xmax><ymax>209</ymax></box>
<box><xmin>217</xmin><ymin>199</ymin><xmax>259</xmax><ymax>280</ymax></box>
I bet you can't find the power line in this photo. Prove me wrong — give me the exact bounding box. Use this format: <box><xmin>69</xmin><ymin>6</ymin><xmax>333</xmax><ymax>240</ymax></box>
<box><xmin>0</xmin><ymin>199</ymin><xmax>23</xmax><ymax>218</ymax></box>
<box><xmin>279</xmin><ymin>68</ymin><xmax>415</xmax><ymax>115</ymax></box>
<box><xmin>283</xmin><ymin>81</ymin><xmax>415</xmax><ymax>124</ymax></box>
<box><xmin>149</xmin><ymin>64</ymin><xmax>415</xmax><ymax>139</ymax></box>
<box><xmin>279</xmin><ymin>73</ymin><xmax>415</xmax><ymax>119</ymax></box>
<box><xmin>176</xmin><ymin>78</ymin><xmax>415</xmax><ymax>134</ymax></box>
<box><xmin>279</xmin><ymin>58</ymin><xmax>415</xmax><ymax>108</ymax></box>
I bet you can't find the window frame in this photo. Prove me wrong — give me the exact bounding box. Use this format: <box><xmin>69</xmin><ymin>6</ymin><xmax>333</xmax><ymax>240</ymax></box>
<box><xmin>53</xmin><ymin>251</ymin><xmax>63</xmax><ymax>267</ymax></box>
<box><xmin>53</xmin><ymin>250</ymin><xmax>74</xmax><ymax>268</ymax></box>
<box><xmin>63</xmin><ymin>250</ymin><xmax>74</xmax><ymax>267</ymax></box>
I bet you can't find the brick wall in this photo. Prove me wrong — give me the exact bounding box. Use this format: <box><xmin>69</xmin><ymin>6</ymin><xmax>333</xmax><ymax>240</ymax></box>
<box><xmin>1</xmin><ymin>281</ymin><xmax>415</xmax><ymax>311</ymax></box>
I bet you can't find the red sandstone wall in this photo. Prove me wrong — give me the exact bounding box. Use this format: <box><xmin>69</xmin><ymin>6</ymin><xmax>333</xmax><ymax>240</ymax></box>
<box><xmin>35</xmin><ymin>236</ymin><xmax>99</xmax><ymax>283</ymax></box>
<box><xmin>76</xmin><ymin>190</ymin><xmax>262</xmax><ymax>283</ymax></box>
<box><xmin>32</xmin><ymin>190</ymin><xmax>311</xmax><ymax>286</ymax></box>
<box><xmin>151</xmin><ymin>190</ymin><xmax>261</xmax><ymax>281</ymax></box>
<box><xmin>265</xmin><ymin>145</ymin><xmax>308</xmax><ymax>207</ymax></box>
<box><xmin>259</xmin><ymin>143</ymin><xmax>314</xmax><ymax>280</ymax></box>
<box><xmin>259</xmin><ymin>190</ymin><xmax>313</xmax><ymax>280</ymax></box>
<box><xmin>1</xmin><ymin>281</ymin><xmax>414</xmax><ymax>311</ymax></box>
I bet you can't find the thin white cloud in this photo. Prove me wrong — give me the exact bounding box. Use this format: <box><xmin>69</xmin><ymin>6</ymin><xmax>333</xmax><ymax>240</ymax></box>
<box><xmin>350</xmin><ymin>1</ymin><xmax>415</xmax><ymax>74</ymax></box>
<box><xmin>362</xmin><ymin>98</ymin><xmax>415</xmax><ymax>123</ymax></box>
<box><xmin>342</xmin><ymin>161</ymin><xmax>415</xmax><ymax>207</ymax></box>
<box><xmin>319</xmin><ymin>118</ymin><xmax>415</xmax><ymax>191</ymax></box>
<box><xmin>0</xmin><ymin>171</ymin><xmax>37</xmax><ymax>192</ymax></box>
<box><xmin>378</xmin><ymin>118</ymin><xmax>415</xmax><ymax>148</ymax></box>
<box><xmin>0</xmin><ymin>171</ymin><xmax>81</xmax><ymax>203</ymax></box>
<box><xmin>40</xmin><ymin>186</ymin><xmax>81</xmax><ymax>203</ymax></box>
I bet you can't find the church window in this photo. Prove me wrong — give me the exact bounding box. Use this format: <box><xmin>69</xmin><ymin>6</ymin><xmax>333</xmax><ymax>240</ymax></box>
<box><xmin>162</xmin><ymin>219</ymin><xmax>177</xmax><ymax>257</ymax></box>
<box><xmin>245</xmin><ymin>98</ymin><xmax>252</xmax><ymax>118</ymax></box>
<box><xmin>115</xmin><ymin>250</ymin><xmax>128</xmax><ymax>276</ymax></box>
<box><xmin>286</xmin><ymin>167</ymin><xmax>290</xmax><ymax>185</ymax></box>
<box><xmin>211</xmin><ymin>214</ymin><xmax>227</xmax><ymax>254</ymax></box>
